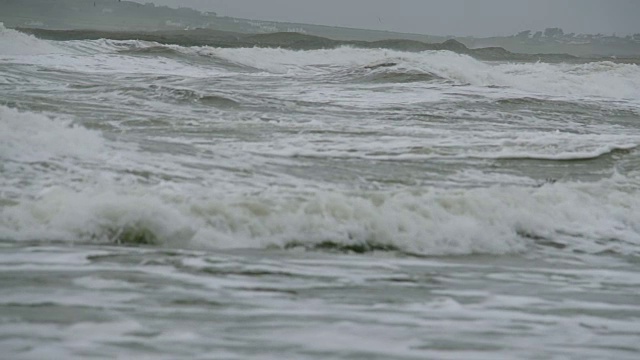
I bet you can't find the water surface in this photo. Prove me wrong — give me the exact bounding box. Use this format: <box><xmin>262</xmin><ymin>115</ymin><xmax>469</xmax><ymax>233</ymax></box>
<box><xmin>1</xmin><ymin>25</ymin><xmax>640</xmax><ymax>359</ymax></box>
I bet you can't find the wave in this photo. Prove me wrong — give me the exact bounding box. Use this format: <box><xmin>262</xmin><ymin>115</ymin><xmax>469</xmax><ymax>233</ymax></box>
<box><xmin>139</xmin><ymin>85</ymin><xmax>240</xmax><ymax>107</ymax></box>
<box><xmin>199</xmin><ymin>47</ymin><xmax>640</xmax><ymax>99</ymax></box>
<box><xmin>0</xmin><ymin>106</ymin><xmax>106</xmax><ymax>163</ymax></box>
<box><xmin>202</xmin><ymin>47</ymin><xmax>476</xmax><ymax>76</ymax></box>
<box><xmin>117</xmin><ymin>45</ymin><xmax>182</xmax><ymax>56</ymax></box>
<box><xmin>357</xmin><ymin>66</ymin><xmax>443</xmax><ymax>84</ymax></box>
<box><xmin>1</xmin><ymin>107</ymin><xmax>639</xmax><ymax>256</ymax></box>
<box><xmin>492</xmin><ymin>61</ymin><xmax>640</xmax><ymax>100</ymax></box>
<box><xmin>488</xmin><ymin>144</ymin><xmax>638</xmax><ymax>161</ymax></box>
<box><xmin>7</xmin><ymin>30</ymin><xmax>639</xmax><ymax>100</ymax></box>
<box><xmin>1</xmin><ymin>177</ymin><xmax>639</xmax><ymax>256</ymax></box>
<box><xmin>0</xmin><ymin>23</ymin><xmax>68</xmax><ymax>56</ymax></box>
<box><xmin>255</xmin><ymin>127</ymin><xmax>640</xmax><ymax>162</ymax></box>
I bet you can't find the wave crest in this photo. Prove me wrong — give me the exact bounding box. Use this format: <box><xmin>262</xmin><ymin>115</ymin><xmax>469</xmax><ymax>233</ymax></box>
<box><xmin>0</xmin><ymin>106</ymin><xmax>105</xmax><ymax>163</ymax></box>
<box><xmin>2</xmin><ymin>181</ymin><xmax>639</xmax><ymax>257</ymax></box>
<box><xmin>0</xmin><ymin>23</ymin><xmax>67</xmax><ymax>56</ymax></box>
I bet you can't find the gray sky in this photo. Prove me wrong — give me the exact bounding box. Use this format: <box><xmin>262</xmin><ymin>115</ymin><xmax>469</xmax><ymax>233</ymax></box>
<box><xmin>137</xmin><ymin>0</ymin><xmax>640</xmax><ymax>37</ymax></box>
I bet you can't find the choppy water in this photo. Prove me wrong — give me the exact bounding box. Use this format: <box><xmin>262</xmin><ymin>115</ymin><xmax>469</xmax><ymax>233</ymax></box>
<box><xmin>1</xmin><ymin>24</ymin><xmax>640</xmax><ymax>359</ymax></box>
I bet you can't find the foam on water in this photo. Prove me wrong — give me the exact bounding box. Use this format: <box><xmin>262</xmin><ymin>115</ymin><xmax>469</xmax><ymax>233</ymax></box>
<box><xmin>493</xmin><ymin>61</ymin><xmax>640</xmax><ymax>100</ymax></box>
<box><xmin>2</xmin><ymin>175</ymin><xmax>639</xmax><ymax>256</ymax></box>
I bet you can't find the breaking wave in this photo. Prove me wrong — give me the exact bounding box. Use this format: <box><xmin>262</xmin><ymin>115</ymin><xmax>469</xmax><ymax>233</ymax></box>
<box><xmin>0</xmin><ymin>106</ymin><xmax>105</xmax><ymax>163</ymax></box>
<box><xmin>187</xmin><ymin>46</ymin><xmax>640</xmax><ymax>99</ymax></box>
<box><xmin>0</xmin><ymin>23</ymin><xmax>67</xmax><ymax>56</ymax></box>
<box><xmin>1</xmin><ymin>177</ymin><xmax>639</xmax><ymax>257</ymax></box>
<box><xmin>7</xmin><ymin>27</ymin><xmax>639</xmax><ymax>100</ymax></box>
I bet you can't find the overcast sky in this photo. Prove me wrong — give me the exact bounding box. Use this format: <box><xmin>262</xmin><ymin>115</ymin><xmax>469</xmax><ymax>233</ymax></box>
<box><xmin>136</xmin><ymin>0</ymin><xmax>640</xmax><ymax>37</ymax></box>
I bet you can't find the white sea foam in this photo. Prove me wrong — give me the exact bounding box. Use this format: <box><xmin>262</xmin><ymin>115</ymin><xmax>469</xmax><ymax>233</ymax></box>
<box><xmin>1</xmin><ymin>178</ymin><xmax>639</xmax><ymax>256</ymax></box>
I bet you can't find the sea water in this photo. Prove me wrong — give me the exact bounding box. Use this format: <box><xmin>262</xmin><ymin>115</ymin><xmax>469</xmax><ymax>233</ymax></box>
<box><xmin>1</xmin><ymin>24</ymin><xmax>640</xmax><ymax>359</ymax></box>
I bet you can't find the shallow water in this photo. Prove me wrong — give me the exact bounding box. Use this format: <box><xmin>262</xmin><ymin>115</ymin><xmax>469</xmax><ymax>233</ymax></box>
<box><xmin>1</xmin><ymin>24</ymin><xmax>640</xmax><ymax>359</ymax></box>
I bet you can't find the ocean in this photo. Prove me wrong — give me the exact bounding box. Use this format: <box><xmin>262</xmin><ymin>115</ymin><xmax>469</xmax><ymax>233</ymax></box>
<box><xmin>1</xmin><ymin>23</ymin><xmax>640</xmax><ymax>359</ymax></box>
